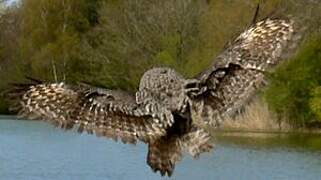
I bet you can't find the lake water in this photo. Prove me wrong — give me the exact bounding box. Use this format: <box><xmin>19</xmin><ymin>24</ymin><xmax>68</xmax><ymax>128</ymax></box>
<box><xmin>1</xmin><ymin>118</ymin><xmax>321</xmax><ymax>180</ymax></box>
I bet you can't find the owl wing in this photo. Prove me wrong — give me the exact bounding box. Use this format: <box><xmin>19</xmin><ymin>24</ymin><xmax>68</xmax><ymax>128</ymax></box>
<box><xmin>191</xmin><ymin>18</ymin><xmax>304</xmax><ymax>126</ymax></box>
<box><xmin>7</xmin><ymin>80</ymin><xmax>173</xmax><ymax>144</ymax></box>
<box><xmin>147</xmin><ymin>126</ymin><xmax>213</xmax><ymax>176</ymax></box>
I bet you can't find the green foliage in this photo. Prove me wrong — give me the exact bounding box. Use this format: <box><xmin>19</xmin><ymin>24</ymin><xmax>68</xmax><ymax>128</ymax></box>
<box><xmin>18</xmin><ymin>0</ymin><xmax>102</xmax><ymax>81</ymax></box>
<box><xmin>90</xmin><ymin>0</ymin><xmax>206</xmax><ymax>89</ymax></box>
<box><xmin>264</xmin><ymin>34</ymin><xmax>321</xmax><ymax>126</ymax></box>
<box><xmin>310</xmin><ymin>87</ymin><xmax>321</xmax><ymax>121</ymax></box>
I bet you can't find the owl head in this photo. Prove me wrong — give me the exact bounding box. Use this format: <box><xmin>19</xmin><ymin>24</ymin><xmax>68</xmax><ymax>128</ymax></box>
<box><xmin>136</xmin><ymin>67</ymin><xmax>189</xmax><ymax>113</ymax></box>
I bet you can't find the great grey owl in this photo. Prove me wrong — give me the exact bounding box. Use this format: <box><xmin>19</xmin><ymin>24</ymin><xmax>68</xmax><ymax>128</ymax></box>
<box><xmin>6</xmin><ymin>17</ymin><xmax>304</xmax><ymax>176</ymax></box>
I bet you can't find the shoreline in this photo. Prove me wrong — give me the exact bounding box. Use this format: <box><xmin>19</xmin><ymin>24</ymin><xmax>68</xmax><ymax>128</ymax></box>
<box><xmin>212</xmin><ymin>128</ymin><xmax>321</xmax><ymax>135</ymax></box>
<box><xmin>2</xmin><ymin>114</ymin><xmax>321</xmax><ymax>135</ymax></box>
<box><xmin>0</xmin><ymin>115</ymin><xmax>17</xmax><ymax>119</ymax></box>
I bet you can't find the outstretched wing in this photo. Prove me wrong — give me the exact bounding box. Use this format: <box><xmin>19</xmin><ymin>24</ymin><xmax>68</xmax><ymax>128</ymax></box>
<box><xmin>191</xmin><ymin>18</ymin><xmax>304</xmax><ymax>126</ymax></box>
<box><xmin>7</xmin><ymin>80</ymin><xmax>173</xmax><ymax>144</ymax></box>
<box><xmin>147</xmin><ymin>126</ymin><xmax>213</xmax><ymax>177</ymax></box>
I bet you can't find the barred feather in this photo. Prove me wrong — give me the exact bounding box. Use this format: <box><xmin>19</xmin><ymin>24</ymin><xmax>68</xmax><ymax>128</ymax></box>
<box><xmin>147</xmin><ymin>136</ymin><xmax>182</xmax><ymax>177</ymax></box>
<box><xmin>7</xmin><ymin>82</ymin><xmax>172</xmax><ymax>143</ymax></box>
<box><xmin>179</xmin><ymin>127</ymin><xmax>213</xmax><ymax>158</ymax></box>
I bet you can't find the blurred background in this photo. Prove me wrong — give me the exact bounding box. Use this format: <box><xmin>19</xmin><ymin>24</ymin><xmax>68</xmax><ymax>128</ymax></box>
<box><xmin>0</xmin><ymin>0</ymin><xmax>320</xmax><ymax>129</ymax></box>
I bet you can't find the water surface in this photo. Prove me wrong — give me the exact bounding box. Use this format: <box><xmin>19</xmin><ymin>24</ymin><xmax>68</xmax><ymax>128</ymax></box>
<box><xmin>1</xmin><ymin>118</ymin><xmax>321</xmax><ymax>180</ymax></box>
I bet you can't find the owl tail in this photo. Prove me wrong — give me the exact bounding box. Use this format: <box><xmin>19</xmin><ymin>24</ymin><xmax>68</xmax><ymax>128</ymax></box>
<box><xmin>147</xmin><ymin>136</ymin><xmax>182</xmax><ymax>177</ymax></box>
<box><xmin>147</xmin><ymin>126</ymin><xmax>213</xmax><ymax>177</ymax></box>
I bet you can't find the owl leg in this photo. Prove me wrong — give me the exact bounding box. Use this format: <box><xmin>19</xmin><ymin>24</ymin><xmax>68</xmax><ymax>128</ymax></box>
<box><xmin>179</xmin><ymin>126</ymin><xmax>214</xmax><ymax>158</ymax></box>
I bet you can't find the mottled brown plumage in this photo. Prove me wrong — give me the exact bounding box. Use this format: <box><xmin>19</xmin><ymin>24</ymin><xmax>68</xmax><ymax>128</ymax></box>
<box><xmin>190</xmin><ymin>17</ymin><xmax>304</xmax><ymax>126</ymax></box>
<box><xmin>6</xmin><ymin>17</ymin><xmax>303</xmax><ymax>176</ymax></box>
<box><xmin>8</xmin><ymin>82</ymin><xmax>170</xmax><ymax>143</ymax></box>
<box><xmin>147</xmin><ymin>126</ymin><xmax>212</xmax><ymax>176</ymax></box>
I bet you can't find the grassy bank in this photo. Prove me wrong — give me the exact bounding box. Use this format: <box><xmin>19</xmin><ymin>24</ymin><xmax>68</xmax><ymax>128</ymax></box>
<box><xmin>218</xmin><ymin>98</ymin><xmax>291</xmax><ymax>132</ymax></box>
<box><xmin>214</xmin><ymin>98</ymin><xmax>321</xmax><ymax>134</ymax></box>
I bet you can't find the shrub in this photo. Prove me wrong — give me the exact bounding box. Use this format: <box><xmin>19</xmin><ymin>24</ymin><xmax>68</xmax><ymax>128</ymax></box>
<box><xmin>264</xmin><ymin>34</ymin><xmax>321</xmax><ymax>127</ymax></box>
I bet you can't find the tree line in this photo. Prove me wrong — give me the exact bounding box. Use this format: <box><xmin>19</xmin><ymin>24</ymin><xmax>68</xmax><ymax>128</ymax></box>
<box><xmin>0</xmin><ymin>0</ymin><xmax>320</xmax><ymax>127</ymax></box>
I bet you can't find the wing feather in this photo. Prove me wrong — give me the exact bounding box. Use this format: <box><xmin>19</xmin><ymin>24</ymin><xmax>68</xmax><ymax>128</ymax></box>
<box><xmin>192</xmin><ymin>17</ymin><xmax>304</xmax><ymax>126</ymax></box>
<box><xmin>7</xmin><ymin>82</ymin><xmax>171</xmax><ymax>143</ymax></box>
